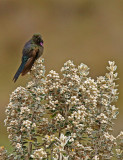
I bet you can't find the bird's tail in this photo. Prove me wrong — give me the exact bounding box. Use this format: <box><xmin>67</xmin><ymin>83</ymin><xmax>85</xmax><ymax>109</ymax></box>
<box><xmin>13</xmin><ymin>61</ymin><xmax>27</xmax><ymax>82</ymax></box>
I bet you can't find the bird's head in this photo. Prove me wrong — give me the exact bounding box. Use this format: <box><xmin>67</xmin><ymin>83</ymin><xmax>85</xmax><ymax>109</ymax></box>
<box><xmin>32</xmin><ymin>33</ymin><xmax>44</xmax><ymax>46</ymax></box>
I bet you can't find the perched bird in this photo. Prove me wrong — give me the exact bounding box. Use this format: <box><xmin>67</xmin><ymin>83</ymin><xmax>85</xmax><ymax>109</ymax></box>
<box><xmin>13</xmin><ymin>33</ymin><xmax>44</xmax><ymax>82</ymax></box>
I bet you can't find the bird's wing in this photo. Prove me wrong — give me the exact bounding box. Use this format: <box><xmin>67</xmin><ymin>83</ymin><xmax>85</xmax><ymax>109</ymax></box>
<box><xmin>21</xmin><ymin>48</ymin><xmax>39</xmax><ymax>76</ymax></box>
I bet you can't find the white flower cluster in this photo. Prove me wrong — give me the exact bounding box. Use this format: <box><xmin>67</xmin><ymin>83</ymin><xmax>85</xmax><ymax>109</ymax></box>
<box><xmin>104</xmin><ymin>132</ymin><xmax>116</xmax><ymax>142</ymax></box>
<box><xmin>4</xmin><ymin>59</ymin><xmax>46</xmax><ymax>159</ymax></box>
<box><xmin>4</xmin><ymin>86</ymin><xmax>32</xmax><ymax>156</ymax></box>
<box><xmin>68</xmin><ymin>105</ymin><xmax>86</xmax><ymax>127</ymax></box>
<box><xmin>4</xmin><ymin>58</ymin><xmax>122</xmax><ymax>160</ymax></box>
<box><xmin>16</xmin><ymin>143</ymin><xmax>22</xmax><ymax>152</ymax></box>
<box><xmin>31</xmin><ymin>148</ymin><xmax>47</xmax><ymax>159</ymax></box>
<box><xmin>20</xmin><ymin>106</ymin><xmax>30</xmax><ymax>114</ymax></box>
<box><xmin>28</xmin><ymin>58</ymin><xmax>45</xmax><ymax>80</ymax></box>
<box><xmin>78</xmin><ymin>63</ymin><xmax>89</xmax><ymax>77</ymax></box>
<box><xmin>55</xmin><ymin>113</ymin><xmax>65</xmax><ymax>122</ymax></box>
<box><xmin>97</xmin><ymin>113</ymin><xmax>108</xmax><ymax>124</ymax></box>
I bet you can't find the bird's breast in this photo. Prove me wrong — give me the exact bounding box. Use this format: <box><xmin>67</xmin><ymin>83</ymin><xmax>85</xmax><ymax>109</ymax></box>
<box><xmin>36</xmin><ymin>46</ymin><xmax>43</xmax><ymax>59</ymax></box>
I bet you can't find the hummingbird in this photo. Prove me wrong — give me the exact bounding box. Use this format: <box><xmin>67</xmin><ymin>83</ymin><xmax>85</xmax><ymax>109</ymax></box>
<box><xmin>13</xmin><ymin>33</ymin><xmax>44</xmax><ymax>82</ymax></box>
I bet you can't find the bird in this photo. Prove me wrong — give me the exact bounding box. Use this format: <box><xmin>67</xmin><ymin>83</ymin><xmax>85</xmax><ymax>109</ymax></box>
<box><xmin>13</xmin><ymin>33</ymin><xmax>44</xmax><ymax>82</ymax></box>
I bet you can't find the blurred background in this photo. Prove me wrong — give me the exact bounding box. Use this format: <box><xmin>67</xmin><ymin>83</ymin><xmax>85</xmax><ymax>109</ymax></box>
<box><xmin>0</xmin><ymin>0</ymin><xmax>123</xmax><ymax>152</ymax></box>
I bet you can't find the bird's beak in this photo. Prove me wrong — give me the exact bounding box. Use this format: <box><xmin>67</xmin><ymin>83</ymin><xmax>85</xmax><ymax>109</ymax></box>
<box><xmin>40</xmin><ymin>42</ymin><xmax>43</xmax><ymax>46</ymax></box>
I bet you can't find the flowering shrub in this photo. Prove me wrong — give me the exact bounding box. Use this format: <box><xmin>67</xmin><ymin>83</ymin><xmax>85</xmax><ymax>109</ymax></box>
<box><xmin>2</xmin><ymin>58</ymin><xmax>123</xmax><ymax>159</ymax></box>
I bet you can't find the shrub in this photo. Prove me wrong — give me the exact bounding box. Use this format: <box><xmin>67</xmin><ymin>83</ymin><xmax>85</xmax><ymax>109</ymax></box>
<box><xmin>2</xmin><ymin>58</ymin><xmax>123</xmax><ymax>159</ymax></box>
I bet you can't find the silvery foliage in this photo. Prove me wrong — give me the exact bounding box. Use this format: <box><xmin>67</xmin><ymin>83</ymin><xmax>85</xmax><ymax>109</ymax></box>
<box><xmin>2</xmin><ymin>58</ymin><xmax>122</xmax><ymax>160</ymax></box>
